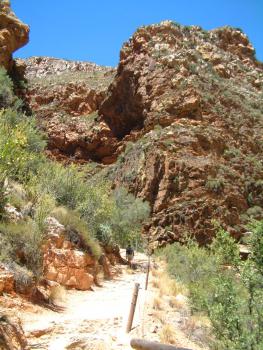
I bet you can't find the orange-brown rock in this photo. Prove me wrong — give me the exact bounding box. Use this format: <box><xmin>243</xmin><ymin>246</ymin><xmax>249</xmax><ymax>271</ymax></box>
<box><xmin>0</xmin><ymin>315</ymin><xmax>28</xmax><ymax>350</ymax></box>
<box><xmin>99</xmin><ymin>22</ymin><xmax>263</xmax><ymax>246</ymax></box>
<box><xmin>0</xmin><ymin>1</ymin><xmax>29</xmax><ymax>71</ymax></box>
<box><xmin>16</xmin><ymin>57</ymin><xmax>119</xmax><ymax>163</ymax></box>
<box><xmin>43</xmin><ymin>218</ymin><xmax>97</xmax><ymax>290</ymax></box>
<box><xmin>0</xmin><ymin>266</ymin><xmax>14</xmax><ymax>294</ymax></box>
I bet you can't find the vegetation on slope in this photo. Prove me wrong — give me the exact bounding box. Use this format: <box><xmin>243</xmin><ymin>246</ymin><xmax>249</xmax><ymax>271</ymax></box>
<box><xmin>157</xmin><ymin>223</ymin><xmax>263</xmax><ymax>349</ymax></box>
<box><xmin>0</xmin><ymin>67</ymin><xmax>149</xmax><ymax>280</ymax></box>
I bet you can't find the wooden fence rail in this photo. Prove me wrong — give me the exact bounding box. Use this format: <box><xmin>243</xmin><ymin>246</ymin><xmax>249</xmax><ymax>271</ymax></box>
<box><xmin>126</xmin><ymin>283</ymin><xmax>140</xmax><ymax>333</ymax></box>
<box><xmin>130</xmin><ymin>338</ymin><xmax>192</xmax><ymax>350</ymax></box>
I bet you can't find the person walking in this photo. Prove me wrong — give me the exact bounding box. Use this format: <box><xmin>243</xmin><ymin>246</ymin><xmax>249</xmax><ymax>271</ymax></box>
<box><xmin>126</xmin><ymin>243</ymin><xmax>134</xmax><ymax>267</ymax></box>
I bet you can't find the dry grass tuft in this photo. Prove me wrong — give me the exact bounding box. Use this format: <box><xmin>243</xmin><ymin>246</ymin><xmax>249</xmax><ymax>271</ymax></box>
<box><xmin>151</xmin><ymin>267</ymin><xmax>160</xmax><ymax>277</ymax></box>
<box><xmin>182</xmin><ymin>317</ymin><xmax>198</xmax><ymax>337</ymax></box>
<box><xmin>151</xmin><ymin>278</ymin><xmax>160</xmax><ymax>289</ymax></box>
<box><xmin>159</xmin><ymin>324</ymin><xmax>177</xmax><ymax>344</ymax></box>
<box><xmin>152</xmin><ymin>310</ymin><xmax>166</xmax><ymax>324</ymax></box>
<box><xmin>169</xmin><ymin>296</ymin><xmax>184</xmax><ymax>309</ymax></box>
<box><xmin>158</xmin><ymin>272</ymin><xmax>187</xmax><ymax>297</ymax></box>
<box><xmin>182</xmin><ymin>314</ymin><xmax>210</xmax><ymax>334</ymax></box>
<box><xmin>153</xmin><ymin>296</ymin><xmax>163</xmax><ymax>310</ymax></box>
<box><xmin>49</xmin><ymin>285</ymin><xmax>66</xmax><ymax>304</ymax></box>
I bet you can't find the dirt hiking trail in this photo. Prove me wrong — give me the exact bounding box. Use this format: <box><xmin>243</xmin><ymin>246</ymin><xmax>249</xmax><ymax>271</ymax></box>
<box><xmin>1</xmin><ymin>251</ymin><xmax>208</xmax><ymax>350</ymax></box>
<box><xmin>21</xmin><ymin>251</ymin><xmax>148</xmax><ymax>349</ymax></box>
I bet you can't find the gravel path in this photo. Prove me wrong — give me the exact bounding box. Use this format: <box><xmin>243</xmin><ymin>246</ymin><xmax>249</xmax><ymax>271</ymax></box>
<box><xmin>21</xmin><ymin>252</ymin><xmax>148</xmax><ymax>349</ymax></box>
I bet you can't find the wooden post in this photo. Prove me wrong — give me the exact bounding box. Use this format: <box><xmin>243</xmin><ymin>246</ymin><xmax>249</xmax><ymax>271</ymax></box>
<box><xmin>130</xmin><ymin>338</ymin><xmax>192</xmax><ymax>350</ymax></box>
<box><xmin>126</xmin><ymin>283</ymin><xmax>140</xmax><ymax>333</ymax></box>
<box><xmin>145</xmin><ymin>255</ymin><xmax>150</xmax><ymax>290</ymax></box>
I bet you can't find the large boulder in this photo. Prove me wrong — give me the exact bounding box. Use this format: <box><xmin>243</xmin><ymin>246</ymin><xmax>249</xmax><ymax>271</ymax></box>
<box><xmin>0</xmin><ymin>0</ymin><xmax>29</xmax><ymax>71</ymax></box>
<box><xmin>43</xmin><ymin>219</ymin><xmax>97</xmax><ymax>290</ymax></box>
<box><xmin>44</xmin><ymin>248</ymin><xmax>95</xmax><ymax>290</ymax></box>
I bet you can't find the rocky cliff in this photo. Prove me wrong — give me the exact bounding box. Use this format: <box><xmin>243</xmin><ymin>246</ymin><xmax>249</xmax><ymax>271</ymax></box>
<box><xmin>0</xmin><ymin>0</ymin><xmax>29</xmax><ymax>71</ymax></box>
<box><xmin>17</xmin><ymin>56</ymin><xmax>119</xmax><ymax>163</ymax></box>
<box><xmin>18</xmin><ymin>21</ymin><xmax>263</xmax><ymax>247</ymax></box>
<box><xmin>100</xmin><ymin>21</ymin><xmax>263</xmax><ymax>246</ymax></box>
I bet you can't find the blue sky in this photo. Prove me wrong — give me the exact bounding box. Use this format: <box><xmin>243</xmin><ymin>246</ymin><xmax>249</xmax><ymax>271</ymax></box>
<box><xmin>12</xmin><ymin>0</ymin><xmax>263</xmax><ymax>67</ymax></box>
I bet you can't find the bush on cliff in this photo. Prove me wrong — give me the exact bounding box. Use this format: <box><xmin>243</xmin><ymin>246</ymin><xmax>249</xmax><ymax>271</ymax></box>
<box><xmin>157</xmin><ymin>224</ymin><xmax>263</xmax><ymax>349</ymax></box>
<box><xmin>34</xmin><ymin>162</ymin><xmax>149</xmax><ymax>249</ymax></box>
<box><xmin>0</xmin><ymin>194</ymin><xmax>55</xmax><ymax>275</ymax></box>
<box><xmin>51</xmin><ymin>206</ymin><xmax>101</xmax><ymax>258</ymax></box>
<box><xmin>0</xmin><ymin>67</ymin><xmax>14</xmax><ymax>108</ymax></box>
<box><xmin>0</xmin><ymin>108</ymin><xmax>46</xmax><ymax>182</ymax></box>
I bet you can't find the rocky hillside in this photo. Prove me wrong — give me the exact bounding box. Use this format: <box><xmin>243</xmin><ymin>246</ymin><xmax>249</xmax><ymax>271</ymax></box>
<box><xmin>101</xmin><ymin>22</ymin><xmax>263</xmax><ymax>246</ymax></box>
<box><xmin>18</xmin><ymin>21</ymin><xmax>263</xmax><ymax>247</ymax></box>
<box><xmin>16</xmin><ymin>57</ymin><xmax>118</xmax><ymax>163</ymax></box>
<box><xmin>0</xmin><ymin>0</ymin><xmax>29</xmax><ymax>71</ymax></box>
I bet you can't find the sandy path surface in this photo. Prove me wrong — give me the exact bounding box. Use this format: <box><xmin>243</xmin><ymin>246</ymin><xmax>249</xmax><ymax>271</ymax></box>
<box><xmin>0</xmin><ymin>252</ymin><xmax>209</xmax><ymax>349</ymax></box>
<box><xmin>20</xmin><ymin>252</ymin><xmax>148</xmax><ymax>349</ymax></box>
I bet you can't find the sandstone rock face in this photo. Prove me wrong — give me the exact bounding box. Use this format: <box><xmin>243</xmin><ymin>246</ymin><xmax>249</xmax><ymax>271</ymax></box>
<box><xmin>43</xmin><ymin>218</ymin><xmax>96</xmax><ymax>290</ymax></box>
<box><xmin>0</xmin><ymin>266</ymin><xmax>14</xmax><ymax>294</ymax></box>
<box><xmin>100</xmin><ymin>22</ymin><xmax>263</xmax><ymax>246</ymax></box>
<box><xmin>17</xmin><ymin>57</ymin><xmax>119</xmax><ymax>163</ymax></box>
<box><xmin>99</xmin><ymin>22</ymin><xmax>259</xmax><ymax>137</ymax></box>
<box><xmin>0</xmin><ymin>1</ymin><xmax>29</xmax><ymax>71</ymax></box>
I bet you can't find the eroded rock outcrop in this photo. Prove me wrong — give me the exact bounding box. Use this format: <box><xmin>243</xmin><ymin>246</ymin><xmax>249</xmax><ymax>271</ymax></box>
<box><xmin>42</xmin><ymin>217</ymin><xmax>122</xmax><ymax>290</ymax></box>
<box><xmin>100</xmin><ymin>21</ymin><xmax>263</xmax><ymax>246</ymax></box>
<box><xmin>0</xmin><ymin>0</ymin><xmax>29</xmax><ymax>71</ymax></box>
<box><xmin>43</xmin><ymin>217</ymin><xmax>96</xmax><ymax>291</ymax></box>
<box><xmin>99</xmin><ymin>22</ymin><xmax>260</xmax><ymax>137</ymax></box>
<box><xmin>0</xmin><ymin>266</ymin><xmax>14</xmax><ymax>295</ymax></box>
<box><xmin>17</xmin><ymin>57</ymin><xmax>119</xmax><ymax>163</ymax></box>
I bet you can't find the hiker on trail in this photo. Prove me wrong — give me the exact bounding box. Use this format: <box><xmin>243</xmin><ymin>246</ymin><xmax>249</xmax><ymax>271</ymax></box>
<box><xmin>126</xmin><ymin>244</ymin><xmax>134</xmax><ymax>267</ymax></box>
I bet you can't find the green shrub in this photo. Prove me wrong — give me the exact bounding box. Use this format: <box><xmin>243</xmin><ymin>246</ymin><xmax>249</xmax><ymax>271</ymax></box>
<box><xmin>0</xmin><ymin>174</ymin><xmax>7</xmax><ymax>220</ymax></box>
<box><xmin>51</xmin><ymin>206</ymin><xmax>101</xmax><ymax>258</ymax></box>
<box><xmin>156</xmin><ymin>238</ymin><xmax>219</xmax><ymax>312</ymax></box>
<box><xmin>0</xmin><ymin>191</ymin><xmax>55</xmax><ymax>276</ymax></box>
<box><xmin>77</xmin><ymin>180</ymin><xmax>114</xmax><ymax>236</ymax></box>
<box><xmin>0</xmin><ymin>220</ymin><xmax>43</xmax><ymax>276</ymax></box>
<box><xmin>35</xmin><ymin>162</ymin><xmax>87</xmax><ymax>209</ymax></box>
<box><xmin>205</xmin><ymin>177</ymin><xmax>224</xmax><ymax>194</ymax></box>
<box><xmin>109</xmin><ymin>187</ymin><xmax>150</xmax><ymax>249</ymax></box>
<box><xmin>34</xmin><ymin>194</ymin><xmax>55</xmax><ymax>233</ymax></box>
<box><xmin>7</xmin><ymin>193</ymin><xmax>27</xmax><ymax>212</ymax></box>
<box><xmin>95</xmin><ymin>224</ymin><xmax>113</xmax><ymax>245</ymax></box>
<box><xmin>157</xmin><ymin>223</ymin><xmax>263</xmax><ymax>349</ymax></box>
<box><xmin>0</xmin><ymin>67</ymin><xmax>14</xmax><ymax>108</ymax></box>
<box><xmin>246</xmin><ymin>206</ymin><xmax>263</xmax><ymax>219</ymax></box>
<box><xmin>0</xmin><ymin>109</ymin><xmax>46</xmax><ymax>181</ymax></box>
<box><xmin>210</xmin><ymin>223</ymin><xmax>240</xmax><ymax>266</ymax></box>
